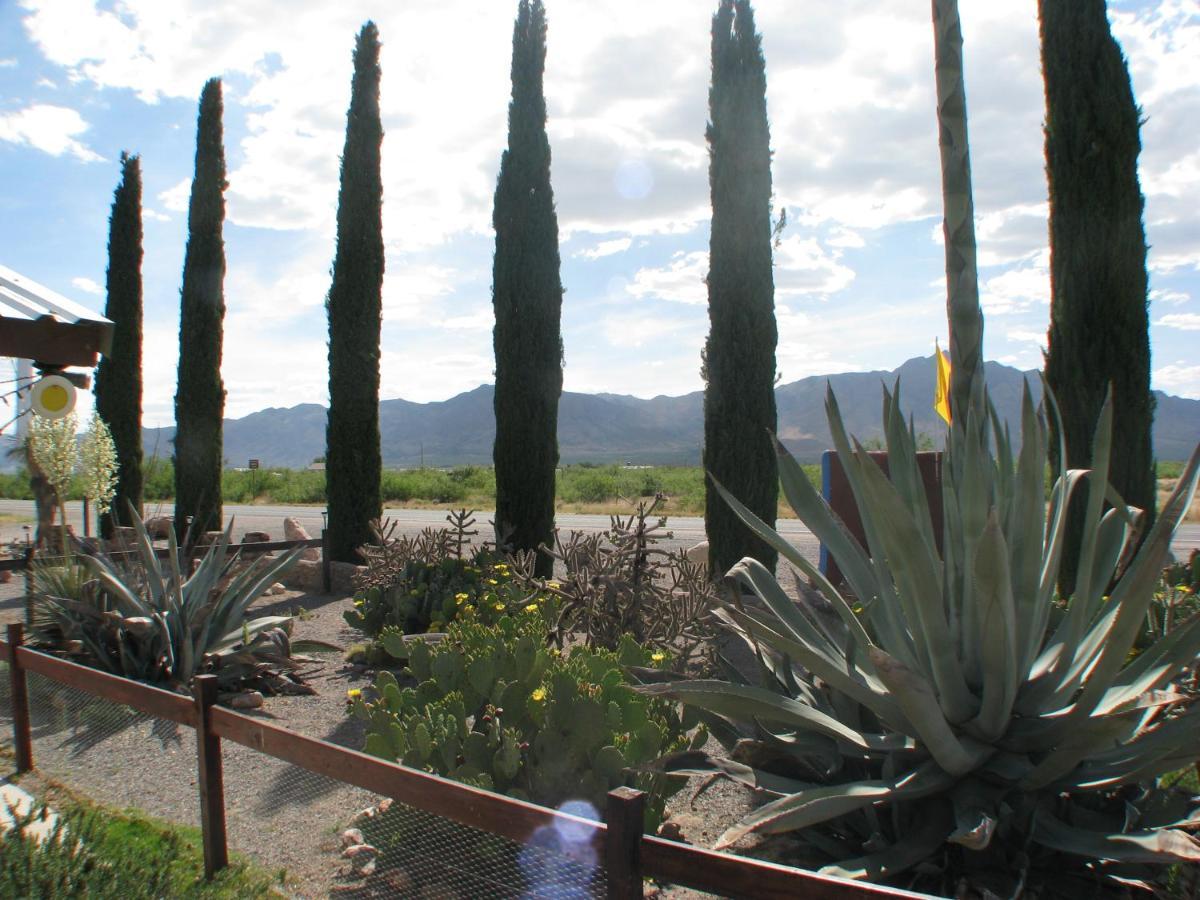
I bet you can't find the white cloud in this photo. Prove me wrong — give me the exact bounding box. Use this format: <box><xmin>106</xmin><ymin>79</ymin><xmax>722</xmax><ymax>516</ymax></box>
<box><xmin>0</xmin><ymin>58</ymin><xmax>17</xmax><ymax>68</ymax></box>
<box><xmin>628</xmin><ymin>251</ymin><xmax>708</xmax><ymax>306</ymax></box>
<box><xmin>158</xmin><ymin>178</ymin><xmax>190</xmax><ymax>213</ymax></box>
<box><xmin>576</xmin><ymin>237</ymin><xmax>632</xmax><ymax>260</ymax></box>
<box><xmin>1153</xmin><ymin>362</ymin><xmax>1200</xmax><ymax>399</ymax></box>
<box><xmin>980</xmin><ymin>250</ymin><xmax>1050</xmax><ymax>316</ymax></box>
<box><xmin>1154</xmin><ymin>312</ymin><xmax>1200</xmax><ymax>331</ymax></box>
<box><xmin>71</xmin><ymin>276</ymin><xmax>102</xmax><ymax>295</ymax></box>
<box><xmin>0</xmin><ymin>103</ymin><xmax>102</xmax><ymax>162</ymax></box>
<box><xmin>775</xmin><ymin>235</ymin><xmax>855</xmax><ymax>296</ymax></box>
<box><xmin>1151</xmin><ymin>288</ymin><xmax>1191</xmax><ymax>306</ymax></box>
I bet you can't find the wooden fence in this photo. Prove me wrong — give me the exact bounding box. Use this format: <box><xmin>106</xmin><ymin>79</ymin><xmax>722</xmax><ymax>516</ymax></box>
<box><xmin>0</xmin><ymin>626</ymin><xmax>931</xmax><ymax>900</ymax></box>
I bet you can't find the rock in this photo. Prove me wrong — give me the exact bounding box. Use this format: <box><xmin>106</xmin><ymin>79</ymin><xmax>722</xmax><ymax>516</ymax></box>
<box><xmin>341</xmin><ymin>843</ymin><xmax>378</xmax><ymax>862</ymax></box>
<box><xmin>265</xmin><ymin>582</ymin><xmax>288</xmax><ymax>596</ymax></box>
<box><xmin>282</xmin><ymin>559</ymin><xmax>323</xmax><ymax>592</ymax></box>
<box><xmin>685</xmin><ymin>540</ymin><xmax>709</xmax><ymax>569</ymax></box>
<box><xmin>353</xmin><ymin>806</ymin><xmax>376</xmax><ymax>822</ymax></box>
<box><xmin>358</xmin><ymin>859</ymin><xmax>376</xmax><ymax>877</ymax></box>
<box><xmin>241</xmin><ymin>531</ymin><xmax>272</xmax><ymax>558</ymax></box>
<box><xmin>376</xmin><ymin>797</ymin><xmax>393</xmax><ymax>814</ymax></box>
<box><xmin>656</xmin><ymin>821</ymin><xmax>687</xmax><ymax>843</ymax></box>
<box><xmin>0</xmin><ymin>570</ymin><xmax>10</xmax><ymax>584</ymax></box>
<box><xmin>340</xmin><ymin>828</ymin><xmax>365</xmax><ymax>848</ymax></box>
<box><xmin>227</xmin><ymin>691</ymin><xmax>263</xmax><ymax>710</ymax></box>
<box><xmin>144</xmin><ymin>516</ymin><xmax>173</xmax><ymax>540</ymax></box>
<box><xmin>283</xmin><ymin>517</ymin><xmax>320</xmax><ymax>560</ymax></box>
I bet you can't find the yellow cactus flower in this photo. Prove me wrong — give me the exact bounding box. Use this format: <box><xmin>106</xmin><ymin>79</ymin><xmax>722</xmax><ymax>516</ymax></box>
<box><xmin>651</xmin><ymin>652</ymin><xmax>665</xmax><ymax>663</ymax></box>
<box><xmin>454</xmin><ymin>592</ymin><xmax>469</xmax><ymax>604</ymax></box>
<box><xmin>346</xmin><ymin>689</ymin><xmax>362</xmax><ymax>700</ymax></box>
<box><xmin>531</xmin><ymin>688</ymin><xmax>546</xmax><ymax>702</ymax></box>
<box><xmin>493</xmin><ymin>602</ymin><xmax>504</xmax><ymax>611</ymax></box>
<box><xmin>487</xmin><ymin>578</ymin><xmax>498</xmax><ymax>586</ymax></box>
<box><xmin>525</xmin><ymin>603</ymin><xmax>539</xmax><ymax>613</ymax></box>
<box><xmin>547</xmin><ymin>581</ymin><xmax>561</xmax><ymax>589</ymax></box>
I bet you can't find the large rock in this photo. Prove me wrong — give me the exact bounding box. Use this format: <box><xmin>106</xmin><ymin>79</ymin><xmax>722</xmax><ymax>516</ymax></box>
<box><xmin>280</xmin><ymin>558</ymin><xmax>362</xmax><ymax>595</ymax></box>
<box><xmin>283</xmin><ymin>517</ymin><xmax>320</xmax><ymax>560</ymax></box>
<box><xmin>241</xmin><ymin>531</ymin><xmax>271</xmax><ymax>558</ymax></box>
<box><xmin>144</xmin><ymin>516</ymin><xmax>173</xmax><ymax>540</ymax></box>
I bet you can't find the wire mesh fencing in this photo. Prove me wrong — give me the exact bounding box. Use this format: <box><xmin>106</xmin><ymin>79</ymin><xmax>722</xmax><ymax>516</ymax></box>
<box><xmin>14</xmin><ymin>667</ymin><xmax>201</xmax><ymax>835</ymax></box>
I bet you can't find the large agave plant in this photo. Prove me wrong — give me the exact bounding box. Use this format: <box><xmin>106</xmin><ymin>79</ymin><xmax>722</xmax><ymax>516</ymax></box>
<box><xmin>642</xmin><ymin>379</ymin><xmax>1200</xmax><ymax>894</ymax></box>
<box><xmin>32</xmin><ymin>504</ymin><xmax>308</xmax><ymax>690</ymax></box>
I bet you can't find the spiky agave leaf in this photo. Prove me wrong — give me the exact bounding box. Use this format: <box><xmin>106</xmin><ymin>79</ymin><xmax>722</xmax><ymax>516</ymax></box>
<box><xmin>643</xmin><ymin>379</ymin><xmax>1200</xmax><ymax>893</ymax></box>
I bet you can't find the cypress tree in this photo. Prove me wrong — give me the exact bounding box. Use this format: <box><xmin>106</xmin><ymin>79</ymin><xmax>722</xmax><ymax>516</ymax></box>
<box><xmin>326</xmin><ymin>22</ymin><xmax>384</xmax><ymax>563</ymax></box>
<box><xmin>95</xmin><ymin>151</ymin><xmax>144</xmax><ymax>538</ymax></box>
<box><xmin>703</xmin><ymin>0</ymin><xmax>778</xmax><ymax>576</ymax></box>
<box><xmin>174</xmin><ymin>78</ymin><xmax>227</xmax><ymax>540</ymax></box>
<box><xmin>492</xmin><ymin>0</ymin><xmax>563</xmax><ymax>578</ymax></box>
<box><xmin>1040</xmin><ymin>0</ymin><xmax>1155</xmax><ymax>596</ymax></box>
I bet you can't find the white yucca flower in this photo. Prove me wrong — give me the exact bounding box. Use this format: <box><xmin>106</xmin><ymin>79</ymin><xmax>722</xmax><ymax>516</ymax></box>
<box><xmin>28</xmin><ymin>412</ymin><xmax>79</xmax><ymax>497</ymax></box>
<box><xmin>80</xmin><ymin>413</ymin><xmax>118</xmax><ymax>517</ymax></box>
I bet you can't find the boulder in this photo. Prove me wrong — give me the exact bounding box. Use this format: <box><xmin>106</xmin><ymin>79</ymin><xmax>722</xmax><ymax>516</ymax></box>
<box><xmin>283</xmin><ymin>517</ymin><xmax>320</xmax><ymax>560</ymax></box>
<box><xmin>240</xmin><ymin>531</ymin><xmax>272</xmax><ymax>558</ymax></box>
<box><xmin>144</xmin><ymin>516</ymin><xmax>173</xmax><ymax>540</ymax></box>
<box><xmin>685</xmin><ymin>540</ymin><xmax>709</xmax><ymax>570</ymax></box>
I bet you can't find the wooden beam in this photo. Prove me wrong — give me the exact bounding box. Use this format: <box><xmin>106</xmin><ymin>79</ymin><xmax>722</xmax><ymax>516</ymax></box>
<box><xmin>0</xmin><ymin>316</ymin><xmax>112</xmax><ymax>367</ymax></box>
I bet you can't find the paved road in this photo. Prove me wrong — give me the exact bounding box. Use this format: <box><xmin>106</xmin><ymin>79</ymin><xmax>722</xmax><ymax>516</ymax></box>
<box><xmin>2</xmin><ymin>498</ymin><xmax>1196</xmax><ymax>560</ymax></box>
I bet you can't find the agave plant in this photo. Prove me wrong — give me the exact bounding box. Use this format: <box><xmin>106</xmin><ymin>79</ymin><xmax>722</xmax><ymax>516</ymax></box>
<box><xmin>32</xmin><ymin>504</ymin><xmax>310</xmax><ymax>691</ymax></box>
<box><xmin>641</xmin><ymin>379</ymin><xmax>1200</xmax><ymax>895</ymax></box>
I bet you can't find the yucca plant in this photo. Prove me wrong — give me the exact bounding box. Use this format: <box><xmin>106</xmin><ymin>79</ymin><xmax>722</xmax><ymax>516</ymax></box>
<box><xmin>641</xmin><ymin>379</ymin><xmax>1200</xmax><ymax>895</ymax></box>
<box><xmin>31</xmin><ymin>503</ymin><xmax>310</xmax><ymax>691</ymax></box>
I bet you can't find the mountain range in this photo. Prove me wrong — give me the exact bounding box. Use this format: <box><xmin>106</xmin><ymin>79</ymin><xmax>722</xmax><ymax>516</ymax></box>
<box><xmin>130</xmin><ymin>355</ymin><xmax>1198</xmax><ymax>468</ymax></box>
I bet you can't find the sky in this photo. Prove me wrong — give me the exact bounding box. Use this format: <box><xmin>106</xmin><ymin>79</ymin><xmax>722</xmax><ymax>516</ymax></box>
<box><xmin>1</xmin><ymin>0</ymin><xmax>1198</xmax><ymax>431</ymax></box>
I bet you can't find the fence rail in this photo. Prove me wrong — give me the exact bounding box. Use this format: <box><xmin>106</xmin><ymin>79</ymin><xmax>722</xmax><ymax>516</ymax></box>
<box><xmin>0</xmin><ymin>627</ymin><xmax>930</xmax><ymax>899</ymax></box>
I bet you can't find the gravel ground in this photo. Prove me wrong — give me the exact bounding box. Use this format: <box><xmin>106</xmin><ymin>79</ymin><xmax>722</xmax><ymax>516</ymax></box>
<box><xmin>1</xmin><ymin>573</ymin><xmax>769</xmax><ymax>899</ymax></box>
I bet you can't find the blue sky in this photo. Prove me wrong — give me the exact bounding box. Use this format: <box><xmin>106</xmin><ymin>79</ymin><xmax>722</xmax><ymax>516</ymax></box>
<box><xmin>1</xmin><ymin>0</ymin><xmax>1198</xmax><ymax>429</ymax></box>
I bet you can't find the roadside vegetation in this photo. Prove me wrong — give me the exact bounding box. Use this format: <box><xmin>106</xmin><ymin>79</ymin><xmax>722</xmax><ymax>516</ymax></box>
<box><xmin>4</xmin><ymin>460</ymin><xmax>1196</xmax><ymax>521</ymax></box>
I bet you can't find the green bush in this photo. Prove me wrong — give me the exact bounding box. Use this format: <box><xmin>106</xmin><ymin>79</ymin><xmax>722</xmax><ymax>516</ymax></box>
<box><xmin>350</xmin><ymin>611</ymin><xmax>695</xmax><ymax>828</ymax></box>
<box><xmin>345</xmin><ymin>552</ymin><xmax>556</xmax><ymax>637</ymax></box>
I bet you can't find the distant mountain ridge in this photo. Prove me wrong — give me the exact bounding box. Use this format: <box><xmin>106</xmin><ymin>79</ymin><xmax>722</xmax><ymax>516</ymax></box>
<box><xmin>122</xmin><ymin>355</ymin><xmax>1198</xmax><ymax>469</ymax></box>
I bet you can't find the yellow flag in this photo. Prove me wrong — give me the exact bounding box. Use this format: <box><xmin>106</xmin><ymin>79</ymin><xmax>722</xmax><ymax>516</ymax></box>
<box><xmin>934</xmin><ymin>340</ymin><xmax>952</xmax><ymax>425</ymax></box>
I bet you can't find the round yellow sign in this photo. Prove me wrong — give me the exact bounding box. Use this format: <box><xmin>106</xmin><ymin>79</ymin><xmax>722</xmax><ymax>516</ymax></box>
<box><xmin>30</xmin><ymin>375</ymin><xmax>77</xmax><ymax>420</ymax></box>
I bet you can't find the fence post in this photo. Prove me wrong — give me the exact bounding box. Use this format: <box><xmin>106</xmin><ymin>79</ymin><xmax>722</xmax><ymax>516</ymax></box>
<box><xmin>321</xmin><ymin>529</ymin><xmax>332</xmax><ymax>594</ymax></box>
<box><xmin>192</xmin><ymin>674</ymin><xmax>228</xmax><ymax>878</ymax></box>
<box><xmin>6</xmin><ymin>623</ymin><xmax>34</xmax><ymax>774</ymax></box>
<box><xmin>605</xmin><ymin>787</ymin><xmax>645</xmax><ymax>900</ymax></box>
<box><xmin>82</xmin><ymin>498</ymin><xmax>90</xmax><ymax>537</ymax></box>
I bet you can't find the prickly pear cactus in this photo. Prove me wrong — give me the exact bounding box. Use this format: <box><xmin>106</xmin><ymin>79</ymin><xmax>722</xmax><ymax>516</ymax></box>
<box><xmin>349</xmin><ymin>610</ymin><xmax>699</xmax><ymax>830</ymax></box>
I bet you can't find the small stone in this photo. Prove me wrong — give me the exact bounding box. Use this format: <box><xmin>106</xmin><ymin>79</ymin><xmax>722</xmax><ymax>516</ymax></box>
<box><xmin>228</xmin><ymin>691</ymin><xmax>264</xmax><ymax>710</ymax></box>
<box><xmin>354</xmin><ymin>806</ymin><xmax>376</xmax><ymax>822</ymax></box>
<box><xmin>376</xmin><ymin>798</ymin><xmax>393</xmax><ymax>814</ymax></box>
<box><xmin>342</xmin><ymin>843</ymin><xmax>378</xmax><ymax>862</ymax></box>
<box><xmin>359</xmin><ymin>858</ymin><xmax>376</xmax><ymax>877</ymax></box>
<box><xmin>656</xmin><ymin>821</ymin><xmax>686</xmax><ymax>843</ymax></box>
<box><xmin>265</xmin><ymin>582</ymin><xmax>287</xmax><ymax>596</ymax></box>
<box><xmin>340</xmin><ymin>828</ymin><xmax>364</xmax><ymax>848</ymax></box>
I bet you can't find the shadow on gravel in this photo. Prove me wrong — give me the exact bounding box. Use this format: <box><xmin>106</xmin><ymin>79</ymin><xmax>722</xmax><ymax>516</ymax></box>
<box><xmin>251</xmin><ymin>715</ymin><xmax>367</xmax><ymax>817</ymax></box>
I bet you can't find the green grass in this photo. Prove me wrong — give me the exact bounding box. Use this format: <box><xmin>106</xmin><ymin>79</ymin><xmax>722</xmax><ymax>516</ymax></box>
<box><xmin>4</xmin><ymin>459</ymin><xmax>1188</xmax><ymax>519</ymax></box>
<box><xmin>0</xmin><ymin>782</ymin><xmax>286</xmax><ymax>898</ymax></box>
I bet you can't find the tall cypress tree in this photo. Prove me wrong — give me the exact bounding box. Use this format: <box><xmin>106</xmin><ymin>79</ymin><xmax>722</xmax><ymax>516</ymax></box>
<box><xmin>95</xmin><ymin>151</ymin><xmax>144</xmax><ymax>538</ymax></box>
<box><xmin>326</xmin><ymin>22</ymin><xmax>384</xmax><ymax>563</ymax></box>
<box><xmin>174</xmin><ymin>78</ymin><xmax>227</xmax><ymax>539</ymax></box>
<box><xmin>703</xmin><ymin>0</ymin><xmax>778</xmax><ymax>577</ymax></box>
<box><xmin>1040</xmin><ymin>0</ymin><xmax>1155</xmax><ymax>596</ymax></box>
<box><xmin>492</xmin><ymin>0</ymin><xmax>563</xmax><ymax>578</ymax></box>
